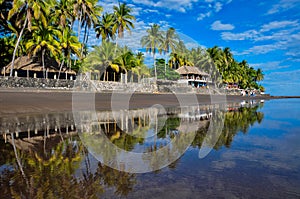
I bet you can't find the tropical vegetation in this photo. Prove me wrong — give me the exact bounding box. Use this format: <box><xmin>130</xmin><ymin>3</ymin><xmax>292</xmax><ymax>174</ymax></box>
<box><xmin>0</xmin><ymin>0</ymin><xmax>264</xmax><ymax>90</ymax></box>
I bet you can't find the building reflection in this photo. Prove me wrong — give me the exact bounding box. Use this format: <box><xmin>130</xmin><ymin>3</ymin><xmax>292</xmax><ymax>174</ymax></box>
<box><xmin>0</xmin><ymin>101</ymin><xmax>264</xmax><ymax>198</ymax></box>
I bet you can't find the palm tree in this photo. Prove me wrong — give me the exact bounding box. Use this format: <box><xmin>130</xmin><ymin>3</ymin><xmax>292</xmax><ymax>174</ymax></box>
<box><xmin>82</xmin><ymin>41</ymin><xmax>119</xmax><ymax>80</ymax></box>
<box><xmin>207</xmin><ymin>46</ymin><xmax>223</xmax><ymax>70</ymax></box>
<box><xmin>81</xmin><ymin>0</ymin><xmax>102</xmax><ymax>46</ymax></box>
<box><xmin>8</xmin><ymin>0</ymin><xmax>50</xmax><ymax>77</ymax></box>
<box><xmin>114</xmin><ymin>46</ymin><xmax>136</xmax><ymax>82</ymax></box>
<box><xmin>25</xmin><ymin>20</ymin><xmax>61</xmax><ymax>78</ymax></box>
<box><xmin>160</xmin><ymin>27</ymin><xmax>179</xmax><ymax>79</ymax></box>
<box><xmin>141</xmin><ymin>24</ymin><xmax>164</xmax><ymax>79</ymax></box>
<box><xmin>129</xmin><ymin>52</ymin><xmax>149</xmax><ymax>82</ymax></box>
<box><xmin>53</xmin><ymin>0</ymin><xmax>74</xmax><ymax>29</ymax></box>
<box><xmin>112</xmin><ymin>2</ymin><xmax>135</xmax><ymax>46</ymax></box>
<box><xmin>58</xmin><ymin>26</ymin><xmax>81</xmax><ymax>79</ymax></box>
<box><xmin>256</xmin><ymin>68</ymin><xmax>264</xmax><ymax>82</ymax></box>
<box><xmin>95</xmin><ymin>13</ymin><xmax>116</xmax><ymax>42</ymax></box>
<box><xmin>222</xmin><ymin>47</ymin><xmax>233</xmax><ymax>72</ymax></box>
<box><xmin>131</xmin><ymin>52</ymin><xmax>149</xmax><ymax>82</ymax></box>
<box><xmin>73</xmin><ymin>0</ymin><xmax>102</xmax><ymax>55</ymax></box>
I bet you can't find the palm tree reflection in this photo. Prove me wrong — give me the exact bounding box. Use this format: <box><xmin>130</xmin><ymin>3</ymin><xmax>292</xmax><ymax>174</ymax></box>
<box><xmin>0</xmin><ymin>102</ymin><xmax>264</xmax><ymax>198</ymax></box>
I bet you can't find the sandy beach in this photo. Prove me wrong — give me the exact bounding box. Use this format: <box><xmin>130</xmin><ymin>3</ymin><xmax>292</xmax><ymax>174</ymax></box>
<box><xmin>0</xmin><ymin>89</ymin><xmax>279</xmax><ymax>116</ymax></box>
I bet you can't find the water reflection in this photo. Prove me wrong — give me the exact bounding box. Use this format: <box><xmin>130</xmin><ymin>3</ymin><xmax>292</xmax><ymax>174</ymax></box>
<box><xmin>0</xmin><ymin>101</ymin><xmax>265</xmax><ymax>198</ymax></box>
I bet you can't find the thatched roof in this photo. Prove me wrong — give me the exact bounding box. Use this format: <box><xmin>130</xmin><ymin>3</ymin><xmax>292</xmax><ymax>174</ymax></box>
<box><xmin>2</xmin><ymin>56</ymin><xmax>76</xmax><ymax>75</ymax></box>
<box><xmin>175</xmin><ymin>66</ymin><xmax>209</xmax><ymax>76</ymax></box>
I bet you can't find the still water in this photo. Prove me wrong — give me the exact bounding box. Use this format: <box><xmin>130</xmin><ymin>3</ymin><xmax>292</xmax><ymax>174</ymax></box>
<box><xmin>0</xmin><ymin>99</ymin><xmax>300</xmax><ymax>198</ymax></box>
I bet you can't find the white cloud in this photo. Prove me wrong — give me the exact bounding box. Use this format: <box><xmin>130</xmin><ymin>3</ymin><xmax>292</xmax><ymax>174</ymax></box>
<box><xmin>267</xmin><ymin>0</ymin><xmax>300</xmax><ymax>15</ymax></box>
<box><xmin>197</xmin><ymin>0</ymin><xmax>231</xmax><ymax>20</ymax></box>
<box><xmin>214</xmin><ymin>2</ymin><xmax>223</xmax><ymax>12</ymax></box>
<box><xmin>266</xmin><ymin>69</ymin><xmax>300</xmax><ymax>83</ymax></box>
<box><xmin>237</xmin><ymin>42</ymin><xmax>287</xmax><ymax>55</ymax></box>
<box><xmin>132</xmin><ymin>0</ymin><xmax>199</xmax><ymax>13</ymax></box>
<box><xmin>261</xmin><ymin>20</ymin><xmax>298</xmax><ymax>32</ymax></box>
<box><xmin>220</xmin><ymin>19</ymin><xmax>300</xmax><ymax>60</ymax></box>
<box><xmin>221</xmin><ymin>30</ymin><xmax>259</xmax><ymax>40</ymax></box>
<box><xmin>197</xmin><ymin>11</ymin><xmax>212</xmax><ymax>21</ymax></box>
<box><xmin>250</xmin><ymin>61</ymin><xmax>289</xmax><ymax>71</ymax></box>
<box><xmin>211</xmin><ymin>20</ymin><xmax>235</xmax><ymax>31</ymax></box>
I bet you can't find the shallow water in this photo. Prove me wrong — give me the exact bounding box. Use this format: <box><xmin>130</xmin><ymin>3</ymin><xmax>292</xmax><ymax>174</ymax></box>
<box><xmin>1</xmin><ymin>99</ymin><xmax>300</xmax><ymax>198</ymax></box>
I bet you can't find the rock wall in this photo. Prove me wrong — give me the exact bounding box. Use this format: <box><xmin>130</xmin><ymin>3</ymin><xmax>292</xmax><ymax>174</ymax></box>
<box><xmin>0</xmin><ymin>77</ymin><xmax>74</xmax><ymax>88</ymax></box>
<box><xmin>73</xmin><ymin>80</ymin><xmax>157</xmax><ymax>93</ymax></box>
<box><xmin>0</xmin><ymin>77</ymin><xmax>157</xmax><ymax>93</ymax></box>
<box><xmin>0</xmin><ymin>77</ymin><xmax>212</xmax><ymax>94</ymax></box>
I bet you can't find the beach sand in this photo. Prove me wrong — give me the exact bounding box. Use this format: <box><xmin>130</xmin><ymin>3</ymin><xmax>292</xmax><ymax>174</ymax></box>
<box><xmin>0</xmin><ymin>89</ymin><xmax>276</xmax><ymax>116</ymax></box>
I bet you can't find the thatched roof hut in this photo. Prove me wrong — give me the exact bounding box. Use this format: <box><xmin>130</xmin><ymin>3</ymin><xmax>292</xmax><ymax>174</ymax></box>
<box><xmin>1</xmin><ymin>56</ymin><xmax>76</xmax><ymax>78</ymax></box>
<box><xmin>175</xmin><ymin>66</ymin><xmax>209</xmax><ymax>76</ymax></box>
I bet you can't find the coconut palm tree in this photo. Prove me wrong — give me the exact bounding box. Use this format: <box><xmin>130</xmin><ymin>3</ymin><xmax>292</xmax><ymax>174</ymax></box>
<box><xmin>256</xmin><ymin>68</ymin><xmax>264</xmax><ymax>82</ymax></box>
<box><xmin>131</xmin><ymin>52</ymin><xmax>149</xmax><ymax>82</ymax></box>
<box><xmin>141</xmin><ymin>24</ymin><xmax>164</xmax><ymax>79</ymax></box>
<box><xmin>58</xmin><ymin>26</ymin><xmax>81</xmax><ymax>79</ymax></box>
<box><xmin>112</xmin><ymin>2</ymin><xmax>135</xmax><ymax>46</ymax></box>
<box><xmin>73</xmin><ymin>0</ymin><xmax>102</xmax><ymax>55</ymax></box>
<box><xmin>25</xmin><ymin>20</ymin><xmax>61</xmax><ymax>78</ymax></box>
<box><xmin>160</xmin><ymin>27</ymin><xmax>179</xmax><ymax>79</ymax></box>
<box><xmin>222</xmin><ymin>47</ymin><xmax>233</xmax><ymax>72</ymax></box>
<box><xmin>8</xmin><ymin>0</ymin><xmax>50</xmax><ymax>77</ymax></box>
<box><xmin>53</xmin><ymin>0</ymin><xmax>74</xmax><ymax>29</ymax></box>
<box><xmin>207</xmin><ymin>46</ymin><xmax>223</xmax><ymax>70</ymax></box>
<box><xmin>95</xmin><ymin>13</ymin><xmax>116</xmax><ymax>42</ymax></box>
<box><xmin>114</xmin><ymin>46</ymin><xmax>137</xmax><ymax>82</ymax></box>
<box><xmin>82</xmin><ymin>41</ymin><xmax>120</xmax><ymax>80</ymax></box>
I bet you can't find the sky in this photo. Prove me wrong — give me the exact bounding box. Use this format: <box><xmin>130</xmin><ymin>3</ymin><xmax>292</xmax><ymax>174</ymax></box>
<box><xmin>86</xmin><ymin>0</ymin><xmax>300</xmax><ymax>96</ymax></box>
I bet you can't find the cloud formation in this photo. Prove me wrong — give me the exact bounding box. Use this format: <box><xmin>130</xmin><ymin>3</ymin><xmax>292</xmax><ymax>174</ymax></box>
<box><xmin>267</xmin><ymin>0</ymin><xmax>300</xmax><ymax>15</ymax></box>
<box><xmin>197</xmin><ymin>0</ymin><xmax>232</xmax><ymax>21</ymax></box>
<box><xmin>211</xmin><ymin>20</ymin><xmax>235</xmax><ymax>31</ymax></box>
<box><xmin>132</xmin><ymin>0</ymin><xmax>198</xmax><ymax>13</ymax></box>
<box><xmin>220</xmin><ymin>20</ymin><xmax>300</xmax><ymax>59</ymax></box>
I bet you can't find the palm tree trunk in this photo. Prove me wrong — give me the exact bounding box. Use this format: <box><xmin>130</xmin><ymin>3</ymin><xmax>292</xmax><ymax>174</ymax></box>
<box><xmin>58</xmin><ymin>58</ymin><xmax>65</xmax><ymax>79</ymax></box>
<box><xmin>11</xmin><ymin>133</ymin><xmax>30</xmax><ymax>188</ymax></box>
<box><xmin>164</xmin><ymin>54</ymin><xmax>167</xmax><ymax>80</ymax></box>
<box><xmin>114</xmin><ymin>37</ymin><xmax>119</xmax><ymax>54</ymax></box>
<box><xmin>153</xmin><ymin>53</ymin><xmax>157</xmax><ymax>79</ymax></box>
<box><xmin>42</xmin><ymin>49</ymin><xmax>46</xmax><ymax>78</ymax></box>
<box><xmin>78</xmin><ymin>11</ymin><xmax>82</xmax><ymax>41</ymax></box>
<box><xmin>81</xmin><ymin>23</ymin><xmax>88</xmax><ymax>57</ymax></box>
<box><xmin>10</xmin><ymin>16</ymin><xmax>28</xmax><ymax>77</ymax></box>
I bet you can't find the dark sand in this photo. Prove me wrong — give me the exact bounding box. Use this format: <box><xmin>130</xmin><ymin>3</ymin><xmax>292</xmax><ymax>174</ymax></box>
<box><xmin>0</xmin><ymin>89</ymin><xmax>283</xmax><ymax>116</ymax></box>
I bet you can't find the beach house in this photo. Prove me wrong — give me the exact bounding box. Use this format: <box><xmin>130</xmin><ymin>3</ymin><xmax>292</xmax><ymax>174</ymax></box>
<box><xmin>175</xmin><ymin>66</ymin><xmax>211</xmax><ymax>87</ymax></box>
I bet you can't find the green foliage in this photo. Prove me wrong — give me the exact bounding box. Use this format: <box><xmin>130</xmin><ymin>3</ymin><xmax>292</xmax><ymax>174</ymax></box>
<box><xmin>206</xmin><ymin>46</ymin><xmax>264</xmax><ymax>89</ymax></box>
<box><xmin>0</xmin><ymin>36</ymin><xmax>15</xmax><ymax>68</ymax></box>
<box><xmin>83</xmin><ymin>42</ymin><xmax>150</xmax><ymax>81</ymax></box>
<box><xmin>150</xmin><ymin>58</ymin><xmax>180</xmax><ymax>80</ymax></box>
<box><xmin>0</xmin><ymin>0</ymin><xmax>264</xmax><ymax>91</ymax></box>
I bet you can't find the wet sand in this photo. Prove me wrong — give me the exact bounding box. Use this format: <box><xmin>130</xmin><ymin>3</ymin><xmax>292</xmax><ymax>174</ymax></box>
<box><xmin>0</xmin><ymin>89</ymin><xmax>279</xmax><ymax>116</ymax></box>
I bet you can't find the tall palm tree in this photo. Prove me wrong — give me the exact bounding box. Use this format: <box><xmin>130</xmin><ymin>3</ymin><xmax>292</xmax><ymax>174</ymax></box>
<box><xmin>256</xmin><ymin>68</ymin><xmax>264</xmax><ymax>82</ymax></box>
<box><xmin>112</xmin><ymin>2</ymin><xmax>135</xmax><ymax>46</ymax></box>
<box><xmin>141</xmin><ymin>24</ymin><xmax>164</xmax><ymax>79</ymax></box>
<box><xmin>81</xmin><ymin>0</ymin><xmax>102</xmax><ymax>46</ymax></box>
<box><xmin>95</xmin><ymin>13</ymin><xmax>116</xmax><ymax>42</ymax></box>
<box><xmin>207</xmin><ymin>46</ymin><xmax>223</xmax><ymax>70</ymax></box>
<box><xmin>73</xmin><ymin>0</ymin><xmax>102</xmax><ymax>54</ymax></box>
<box><xmin>160</xmin><ymin>27</ymin><xmax>178</xmax><ymax>79</ymax></box>
<box><xmin>114</xmin><ymin>46</ymin><xmax>137</xmax><ymax>82</ymax></box>
<box><xmin>132</xmin><ymin>52</ymin><xmax>150</xmax><ymax>82</ymax></box>
<box><xmin>82</xmin><ymin>41</ymin><xmax>119</xmax><ymax>80</ymax></box>
<box><xmin>53</xmin><ymin>0</ymin><xmax>74</xmax><ymax>29</ymax></box>
<box><xmin>25</xmin><ymin>20</ymin><xmax>61</xmax><ymax>78</ymax></box>
<box><xmin>222</xmin><ymin>47</ymin><xmax>233</xmax><ymax>72</ymax></box>
<box><xmin>8</xmin><ymin>0</ymin><xmax>50</xmax><ymax>77</ymax></box>
<box><xmin>58</xmin><ymin>26</ymin><xmax>81</xmax><ymax>79</ymax></box>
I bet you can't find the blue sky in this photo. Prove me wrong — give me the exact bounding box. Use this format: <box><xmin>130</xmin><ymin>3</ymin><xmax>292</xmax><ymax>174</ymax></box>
<box><xmin>87</xmin><ymin>0</ymin><xmax>300</xmax><ymax>96</ymax></box>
